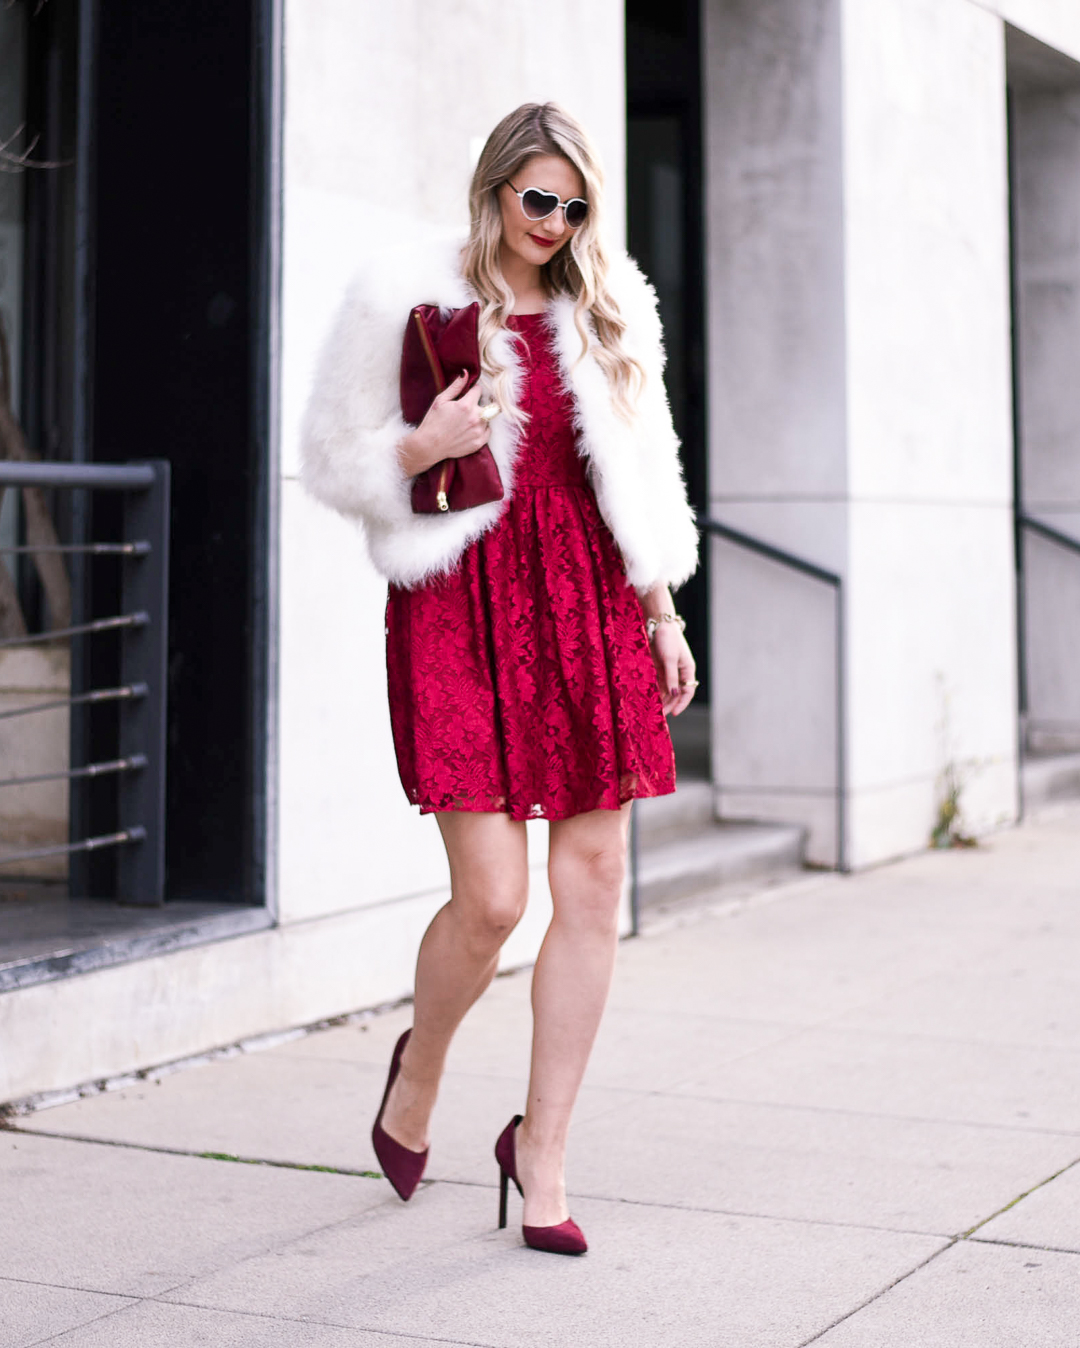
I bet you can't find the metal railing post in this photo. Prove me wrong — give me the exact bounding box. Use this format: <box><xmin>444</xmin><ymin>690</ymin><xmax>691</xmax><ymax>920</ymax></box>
<box><xmin>835</xmin><ymin>580</ymin><xmax>847</xmax><ymax>872</ymax></box>
<box><xmin>629</xmin><ymin>803</ymin><xmax>640</xmax><ymax>937</ymax></box>
<box><xmin>118</xmin><ymin>461</ymin><xmax>170</xmax><ymax>904</ymax></box>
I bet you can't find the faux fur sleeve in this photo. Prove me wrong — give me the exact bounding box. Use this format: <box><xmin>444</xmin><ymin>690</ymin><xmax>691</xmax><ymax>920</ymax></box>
<box><xmin>613</xmin><ymin>257</ymin><xmax>700</xmax><ymax>592</ymax></box>
<box><xmin>299</xmin><ymin>277</ymin><xmax>416</xmax><ymax>530</ymax></box>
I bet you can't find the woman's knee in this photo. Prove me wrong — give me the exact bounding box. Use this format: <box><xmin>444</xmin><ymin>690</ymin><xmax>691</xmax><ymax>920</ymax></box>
<box><xmin>438</xmin><ymin>813</ymin><xmax>529</xmax><ymax>953</ymax></box>
<box><xmin>549</xmin><ymin>842</ymin><xmax>626</xmax><ymax>930</ymax></box>
<box><xmin>452</xmin><ymin>881</ymin><xmax>527</xmax><ymax>952</ymax></box>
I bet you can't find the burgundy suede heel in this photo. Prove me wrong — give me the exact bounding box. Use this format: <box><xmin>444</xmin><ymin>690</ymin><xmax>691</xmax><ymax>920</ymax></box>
<box><xmin>371</xmin><ymin>1029</ymin><xmax>428</xmax><ymax>1201</ymax></box>
<box><xmin>494</xmin><ymin>1115</ymin><xmax>587</xmax><ymax>1255</ymax></box>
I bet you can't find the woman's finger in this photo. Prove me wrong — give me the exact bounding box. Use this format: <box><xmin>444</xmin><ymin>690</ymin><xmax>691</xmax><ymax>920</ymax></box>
<box><xmin>675</xmin><ymin>649</ymin><xmax>697</xmax><ymax>713</ymax></box>
<box><xmin>673</xmin><ymin>680</ymin><xmax>696</xmax><ymax>716</ymax></box>
<box><xmin>653</xmin><ymin>633</ymin><xmax>696</xmax><ymax>716</ymax></box>
<box><xmin>432</xmin><ymin>371</ymin><xmax>470</xmax><ymax>405</ymax></box>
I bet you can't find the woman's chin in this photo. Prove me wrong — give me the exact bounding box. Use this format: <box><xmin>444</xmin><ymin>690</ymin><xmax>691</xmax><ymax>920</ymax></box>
<box><xmin>508</xmin><ymin>237</ymin><xmax>564</xmax><ymax>268</ymax></box>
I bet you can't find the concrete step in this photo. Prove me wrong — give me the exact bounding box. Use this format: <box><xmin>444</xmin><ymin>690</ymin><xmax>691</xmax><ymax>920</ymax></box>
<box><xmin>1022</xmin><ymin>752</ymin><xmax>1080</xmax><ymax>812</ymax></box>
<box><xmin>635</xmin><ymin>783</ymin><xmax>807</xmax><ymax>911</ymax></box>
<box><xmin>635</xmin><ymin>779</ymin><xmax>715</xmax><ymax>846</ymax></box>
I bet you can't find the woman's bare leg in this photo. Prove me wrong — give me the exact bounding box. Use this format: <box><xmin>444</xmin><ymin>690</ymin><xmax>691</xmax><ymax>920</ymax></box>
<box><xmin>514</xmin><ymin>802</ymin><xmax>632</xmax><ymax>1227</ymax></box>
<box><xmin>379</xmin><ymin>811</ymin><xmax>529</xmax><ymax>1152</ymax></box>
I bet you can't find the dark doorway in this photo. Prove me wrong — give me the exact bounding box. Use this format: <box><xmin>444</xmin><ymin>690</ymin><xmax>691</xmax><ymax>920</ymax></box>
<box><xmin>626</xmin><ymin>0</ymin><xmax>709</xmax><ymax>766</ymax></box>
<box><xmin>86</xmin><ymin>2</ymin><xmax>272</xmax><ymax>904</ymax></box>
<box><xmin>2</xmin><ymin>1</ymin><xmax>275</xmax><ymax>990</ymax></box>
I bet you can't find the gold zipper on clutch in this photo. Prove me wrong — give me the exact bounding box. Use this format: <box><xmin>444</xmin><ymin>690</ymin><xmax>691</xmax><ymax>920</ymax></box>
<box><xmin>436</xmin><ymin>462</ymin><xmax>450</xmax><ymax>512</ymax></box>
<box><xmin>414</xmin><ymin>311</ymin><xmax>446</xmax><ymax>393</ymax></box>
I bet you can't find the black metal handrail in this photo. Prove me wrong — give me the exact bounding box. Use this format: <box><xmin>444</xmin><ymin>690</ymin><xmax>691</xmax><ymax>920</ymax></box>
<box><xmin>0</xmin><ymin>461</ymin><xmax>170</xmax><ymax>902</ymax></box>
<box><xmin>6</xmin><ymin>826</ymin><xmax>146</xmax><ymax>868</ymax></box>
<box><xmin>1018</xmin><ymin>513</ymin><xmax>1080</xmax><ymax>558</ymax></box>
<box><xmin>0</xmin><ymin>611</ymin><xmax>149</xmax><ymax>649</ymax></box>
<box><xmin>0</xmin><ymin>462</ymin><xmax>157</xmax><ymax>490</ymax></box>
<box><xmin>0</xmin><ymin>682</ymin><xmax>147</xmax><ymax>722</ymax></box>
<box><xmin>0</xmin><ymin>541</ymin><xmax>149</xmax><ymax>557</ymax></box>
<box><xmin>698</xmin><ymin>516</ymin><xmax>847</xmax><ymax>873</ymax></box>
<box><xmin>0</xmin><ymin>753</ymin><xmax>147</xmax><ymax>790</ymax></box>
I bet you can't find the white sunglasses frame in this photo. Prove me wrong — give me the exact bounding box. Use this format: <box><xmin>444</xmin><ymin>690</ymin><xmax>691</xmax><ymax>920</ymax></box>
<box><xmin>507</xmin><ymin>181</ymin><xmax>589</xmax><ymax>230</ymax></box>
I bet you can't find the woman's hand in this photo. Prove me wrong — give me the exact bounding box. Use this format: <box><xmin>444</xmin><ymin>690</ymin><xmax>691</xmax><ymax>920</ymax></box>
<box><xmin>650</xmin><ymin>621</ymin><xmax>697</xmax><ymax>717</ymax></box>
<box><xmin>398</xmin><ymin>373</ymin><xmax>490</xmax><ymax>477</ymax></box>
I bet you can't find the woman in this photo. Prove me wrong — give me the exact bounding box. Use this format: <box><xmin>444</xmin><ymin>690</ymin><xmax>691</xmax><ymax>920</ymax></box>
<box><xmin>301</xmin><ymin>102</ymin><xmax>698</xmax><ymax>1255</ymax></box>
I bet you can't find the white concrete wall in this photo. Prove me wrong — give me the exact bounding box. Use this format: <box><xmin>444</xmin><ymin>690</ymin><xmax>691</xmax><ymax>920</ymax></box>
<box><xmin>277</xmin><ymin>1</ymin><xmax>629</xmax><ymax>1004</ymax></box>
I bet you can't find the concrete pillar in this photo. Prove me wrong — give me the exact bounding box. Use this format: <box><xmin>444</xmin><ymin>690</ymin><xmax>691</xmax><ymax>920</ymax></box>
<box><xmin>704</xmin><ymin>0</ymin><xmax>1020</xmax><ymax>866</ymax></box>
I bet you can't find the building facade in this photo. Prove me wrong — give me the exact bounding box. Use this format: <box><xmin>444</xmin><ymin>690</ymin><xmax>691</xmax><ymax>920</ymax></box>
<box><xmin>1</xmin><ymin>0</ymin><xmax>1078</xmax><ymax>1104</ymax></box>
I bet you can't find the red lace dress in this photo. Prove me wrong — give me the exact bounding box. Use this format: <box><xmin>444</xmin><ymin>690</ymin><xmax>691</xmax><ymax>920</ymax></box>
<box><xmin>385</xmin><ymin>312</ymin><xmax>676</xmax><ymax>819</ymax></box>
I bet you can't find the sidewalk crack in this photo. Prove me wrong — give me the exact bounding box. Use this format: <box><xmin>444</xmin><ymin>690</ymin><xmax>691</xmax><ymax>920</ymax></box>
<box><xmin>4</xmin><ymin>1124</ymin><xmax>385</xmax><ymax>1179</ymax></box>
<box><xmin>793</xmin><ymin>1152</ymin><xmax>1080</xmax><ymax>1345</ymax></box>
<box><xmin>151</xmin><ymin>1296</ymin><xmax>502</xmax><ymax>1346</ymax></box>
<box><xmin>958</xmin><ymin>1153</ymin><xmax>1080</xmax><ymax>1239</ymax></box>
<box><xmin>21</xmin><ymin>1298</ymin><xmax>142</xmax><ymax>1348</ymax></box>
<box><xmin>969</xmin><ymin>1236</ymin><xmax>1080</xmax><ymax>1257</ymax></box>
<box><xmin>794</xmin><ymin>1238</ymin><xmax>959</xmax><ymax>1347</ymax></box>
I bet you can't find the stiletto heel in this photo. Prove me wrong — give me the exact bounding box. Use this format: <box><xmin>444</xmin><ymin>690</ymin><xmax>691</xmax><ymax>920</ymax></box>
<box><xmin>494</xmin><ymin>1115</ymin><xmax>587</xmax><ymax>1256</ymax></box>
<box><xmin>371</xmin><ymin>1029</ymin><xmax>428</xmax><ymax>1201</ymax></box>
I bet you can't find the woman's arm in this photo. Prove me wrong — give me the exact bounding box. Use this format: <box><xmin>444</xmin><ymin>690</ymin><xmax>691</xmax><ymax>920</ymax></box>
<box><xmin>640</xmin><ymin>582</ymin><xmax>697</xmax><ymax>718</ymax></box>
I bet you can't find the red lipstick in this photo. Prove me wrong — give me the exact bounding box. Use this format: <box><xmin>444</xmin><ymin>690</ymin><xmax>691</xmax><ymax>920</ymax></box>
<box><xmin>529</xmin><ymin>234</ymin><xmax>558</xmax><ymax>249</ymax></box>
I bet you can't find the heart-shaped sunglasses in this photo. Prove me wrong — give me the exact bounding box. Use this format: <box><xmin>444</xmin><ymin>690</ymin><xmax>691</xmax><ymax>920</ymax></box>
<box><xmin>507</xmin><ymin>180</ymin><xmax>589</xmax><ymax>230</ymax></box>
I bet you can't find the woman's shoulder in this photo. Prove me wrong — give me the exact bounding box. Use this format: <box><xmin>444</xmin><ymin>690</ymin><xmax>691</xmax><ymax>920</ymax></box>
<box><xmin>339</xmin><ymin>229</ymin><xmax>472</xmax><ymax>325</ymax></box>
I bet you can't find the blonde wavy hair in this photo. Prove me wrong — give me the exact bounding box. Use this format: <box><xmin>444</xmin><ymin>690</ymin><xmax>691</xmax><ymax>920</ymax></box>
<box><xmin>462</xmin><ymin>102</ymin><xmax>644</xmax><ymax>422</ymax></box>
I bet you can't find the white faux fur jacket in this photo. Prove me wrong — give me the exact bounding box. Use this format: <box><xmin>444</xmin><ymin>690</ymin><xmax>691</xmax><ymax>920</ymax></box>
<box><xmin>300</xmin><ymin>235</ymin><xmax>699</xmax><ymax>592</ymax></box>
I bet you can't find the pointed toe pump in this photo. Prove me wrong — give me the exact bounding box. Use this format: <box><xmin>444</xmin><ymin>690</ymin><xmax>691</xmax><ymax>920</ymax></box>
<box><xmin>494</xmin><ymin>1115</ymin><xmax>587</xmax><ymax>1256</ymax></box>
<box><xmin>371</xmin><ymin>1029</ymin><xmax>428</xmax><ymax>1201</ymax></box>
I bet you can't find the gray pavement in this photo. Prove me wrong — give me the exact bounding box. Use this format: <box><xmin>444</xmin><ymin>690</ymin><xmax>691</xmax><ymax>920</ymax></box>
<box><xmin>3</xmin><ymin>804</ymin><xmax>1079</xmax><ymax>1347</ymax></box>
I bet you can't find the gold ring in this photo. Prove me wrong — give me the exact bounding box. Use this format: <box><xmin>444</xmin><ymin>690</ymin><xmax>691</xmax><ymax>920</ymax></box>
<box><xmin>479</xmin><ymin>403</ymin><xmax>500</xmax><ymax>423</ymax></box>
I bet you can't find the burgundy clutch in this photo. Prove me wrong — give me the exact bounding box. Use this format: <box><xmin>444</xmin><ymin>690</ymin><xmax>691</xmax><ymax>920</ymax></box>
<box><xmin>401</xmin><ymin>302</ymin><xmax>504</xmax><ymax>514</ymax></box>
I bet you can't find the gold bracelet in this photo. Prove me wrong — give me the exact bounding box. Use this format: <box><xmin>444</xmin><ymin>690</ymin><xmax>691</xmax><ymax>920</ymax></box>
<box><xmin>645</xmin><ymin>613</ymin><xmax>686</xmax><ymax>641</ymax></box>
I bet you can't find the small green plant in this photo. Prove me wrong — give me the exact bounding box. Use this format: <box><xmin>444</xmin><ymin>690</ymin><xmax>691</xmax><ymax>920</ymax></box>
<box><xmin>930</xmin><ymin>760</ymin><xmax>977</xmax><ymax>849</ymax></box>
<box><xmin>930</xmin><ymin>675</ymin><xmax>978</xmax><ymax>850</ymax></box>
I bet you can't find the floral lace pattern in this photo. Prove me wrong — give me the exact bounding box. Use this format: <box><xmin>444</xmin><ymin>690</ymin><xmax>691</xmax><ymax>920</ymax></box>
<box><xmin>386</xmin><ymin>312</ymin><xmax>675</xmax><ymax>819</ymax></box>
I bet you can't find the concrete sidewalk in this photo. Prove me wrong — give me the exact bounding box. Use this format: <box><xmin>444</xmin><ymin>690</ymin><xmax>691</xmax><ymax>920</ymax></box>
<box><xmin>3</xmin><ymin>805</ymin><xmax>1079</xmax><ymax>1347</ymax></box>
